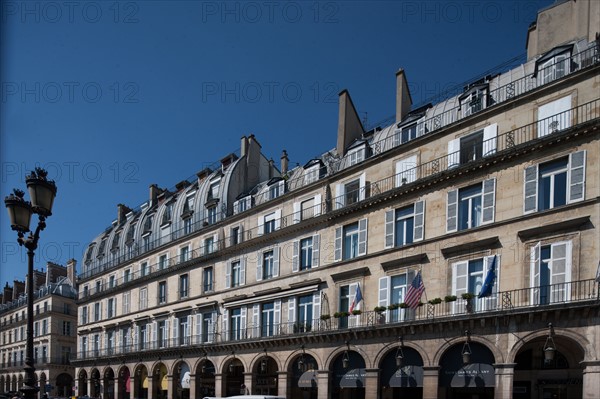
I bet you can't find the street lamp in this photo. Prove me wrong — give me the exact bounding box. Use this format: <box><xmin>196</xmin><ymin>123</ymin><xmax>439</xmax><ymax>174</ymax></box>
<box><xmin>4</xmin><ymin>167</ymin><xmax>57</xmax><ymax>399</ymax></box>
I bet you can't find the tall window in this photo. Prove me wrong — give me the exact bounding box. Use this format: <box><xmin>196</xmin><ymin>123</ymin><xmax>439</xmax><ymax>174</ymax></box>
<box><xmin>204</xmin><ymin>237</ymin><xmax>215</xmax><ymax>255</ymax></box>
<box><xmin>140</xmin><ymin>262</ymin><xmax>149</xmax><ymax>277</ymax></box>
<box><xmin>109</xmin><ymin>275</ymin><xmax>116</xmax><ymax>288</ymax></box>
<box><xmin>300</xmin><ymin>237</ymin><xmax>313</xmax><ymax>271</ymax></box>
<box><xmin>123</xmin><ymin>292</ymin><xmax>130</xmax><ymax>314</ymax></box>
<box><xmin>158</xmin><ymin>320</ymin><xmax>167</xmax><ymax>348</ymax></box>
<box><xmin>539</xmin><ymin>158</ymin><xmax>567</xmax><ymax>210</ymax></box>
<box><xmin>179</xmin><ymin>316</ymin><xmax>190</xmax><ymax>345</ymax></box>
<box><xmin>531</xmin><ymin>242</ymin><xmax>571</xmax><ymax>305</ymax></box>
<box><xmin>230</xmin><ymin>308</ymin><xmax>242</xmax><ymax>340</ymax></box>
<box><xmin>202</xmin><ymin>313</ymin><xmax>213</xmax><ymax>343</ymax></box>
<box><xmin>158</xmin><ymin>281</ymin><xmax>167</xmax><ymax>304</ymax></box>
<box><xmin>300</xmin><ymin>198</ymin><xmax>315</xmax><ymax>220</ymax></box>
<box><xmin>334</xmin><ymin>219</ymin><xmax>367</xmax><ymax>262</ymax></box>
<box><xmin>179</xmin><ymin>274</ymin><xmax>189</xmax><ymax>298</ymax></box>
<box><xmin>183</xmin><ymin>218</ymin><xmax>192</xmax><ymax>235</ymax></box>
<box><xmin>459</xmin><ymin>184</ymin><xmax>482</xmax><ymax>230</ymax></box>
<box><xmin>203</xmin><ymin>267</ymin><xmax>214</xmax><ymax>293</ymax></box>
<box><xmin>264</xmin><ymin>213</ymin><xmax>276</xmax><ymax>234</ymax></box>
<box><xmin>297</xmin><ymin>295</ymin><xmax>313</xmax><ymax>332</ymax></box>
<box><xmin>261</xmin><ymin>302</ymin><xmax>275</xmax><ymax>337</ymax></box>
<box><xmin>207</xmin><ymin>206</ymin><xmax>217</xmax><ymax>225</ymax></box>
<box><xmin>124</xmin><ymin>269</ymin><xmax>131</xmax><ymax>283</ymax></box>
<box><xmin>106</xmin><ymin>331</ymin><xmax>114</xmax><ymax>354</ymax></box>
<box><xmin>343</xmin><ymin>223</ymin><xmax>359</xmax><ymax>260</ymax></box>
<box><xmin>62</xmin><ymin>321</ymin><xmax>71</xmax><ymax>336</ymax></box>
<box><xmin>231</xmin><ymin>226</ymin><xmax>240</xmax><ymax>245</ymax></box>
<box><xmin>338</xmin><ymin>286</ymin><xmax>350</xmax><ymax>329</ymax></box>
<box><xmin>231</xmin><ymin>261</ymin><xmax>241</xmax><ymax>288</ymax></box>
<box><xmin>396</xmin><ymin>205</ymin><xmax>414</xmax><ymax>246</ymax></box>
<box><xmin>81</xmin><ymin>306</ymin><xmax>88</xmax><ymax>325</ymax></box>
<box><xmin>344</xmin><ymin>179</ymin><xmax>360</xmax><ymax>206</ymax></box>
<box><xmin>158</xmin><ymin>254</ymin><xmax>168</xmax><ymax>270</ymax></box>
<box><xmin>107</xmin><ymin>298</ymin><xmax>115</xmax><ymax>318</ymax></box>
<box><xmin>447</xmin><ymin>179</ymin><xmax>496</xmax><ymax>233</ymax></box>
<box><xmin>180</xmin><ymin>246</ymin><xmax>190</xmax><ymax>263</ymax></box>
<box><xmin>121</xmin><ymin>327</ymin><xmax>130</xmax><ymax>350</ymax></box>
<box><xmin>139</xmin><ymin>325</ymin><xmax>147</xmax><ymax>350</ymax></box>
<box><xmin>94</xmin><ymin>303</ymin><xmax>101</xmax><ymax>322</ymax></box>
<box><xmin>262</xmin><ymin>250</ymin><xmax>274</xmax><ymax>280</ymax></box>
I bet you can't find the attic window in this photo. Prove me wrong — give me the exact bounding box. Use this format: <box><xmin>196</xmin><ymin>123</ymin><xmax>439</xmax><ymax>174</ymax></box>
<box><xmin>125</xmin><ymin>225</ymin><xmax>135</xmax><ymax>246</ymax></box>
<box><xmin>111</xmin><ymin>233</ymin><xmax>121</xmax><ymax>252</ymax></box>
<box><xmin>143</xmin><ymin>215</ymin><xmax>154</xmax><ymax>234</ymax></box>
<box><xmin>268</xmin><ymin>179</ymin><xmax>285</xmax><ymax>200</ymax></box>
<box><xmin>85</xmin><ymin>245</ymin><xmax>95</xmax><ymax>263</ymax></box>
<box><xmin>182</xmin><ymin>194</ymin><xmax>195</xmax><ymax>218</ymax></box>
<box><xmin>208</xmin><ymin>179</ymin><xmax>220</xmax><ymax>201</ymax></box>
<box><xmin>460</xmin><ymin>85</ymin><xmax>488</xmax><ymax>117</ymax></box>
<box><xmin>304</xmin><ymin>164</ymin><xmax>320</xmax><ymax>184</ymax></box>
<box><xmin>161</xmin><ymin>203</ymin><xmax>173</xmax><ymax>226</ymax></box>
<box><xmin>347</xmin><ymin>145</ymin><xmax>366</xmax><ymax>166</ymax></box>
<box><xmin>234</xmin><ymin>196</ymin><xmax>252</xmax><ymax>214</ymax></box>
<box><xmin>97</xmin><ymin>239</ymin><xmax>107</xmax><ymax>258</ymax></box>
<box><xmin>534</xmin><ymin>45</ymin><xmax>572</xmax><ymax>85</ymax></box>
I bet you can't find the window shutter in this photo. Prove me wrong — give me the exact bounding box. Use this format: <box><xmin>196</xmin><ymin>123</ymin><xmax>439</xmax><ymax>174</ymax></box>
<box><xmin>293</xmin><ymin>202</ymin><xmax>301</xmax><ymax>224</ymax></box>
<box><xmin>274</xmin><ymin>300</ymin><xmax>281</xmax><ymax>333</ymax></box>
<box><xmin>481</xmin><ymin>178</ymin><xmax>496</xmax><ymax>224</ymax></box>
<box><xmin>483</xmin><ymin>123</ymin><xmax>498</xmax><ymax>156</ymax></box>
<box><xmin>359</xmin><ymin>172</ymin><xmax>367</xmax><ymax>201</ymax></box>
<box><xmin>313</xmin><ymin>291</ymin><xmax>321</xmax><ymax>321</ymax></box>
<box><xmin>530</xmin><ymin>243</ymin><xmax>541</xmax><ymax>305</ymax></box>
<box><xmin>187</xmin><ymin>315</ymin><xmax>192</xmax><ymax>341</ymax></box>
<box><xmin>314</xmin><ymin>194</ymin><xmax>322</xmax><ymax>216</ymax></box>
<box><xmin>152</xmin><ymin>321</ymin><xmax>157</xmax><ymax>344</ymax></box>
<box><xmin>413</xmin><ymin>200</ymin><xmax>425</xmax><ymax>241</ymax></box>
<box><xmin>378</xmin><ymin>276</ymin><xmax>390</xmax><ymax>308</ymax></box>
<box><xmin>208</xmin><ymin>312</ymin><xmax>216</xmax><ymax>343</ymax></box>
<box><xmin>334</xmin><ymin>227</ymin><xmax>342</xmax><ymax>262</ymax></box>
<box><xmin>238</xmin><ymin>225</ymin><xmax>244</xmax><ymax>243</ymax></box>
<box><xmin>312</xmin><ymin>234</ymin><xmax>320</xmax><ymax>267</ymax></box>
<box><xmin>213</xmin><ymin>233</ymin><xmax>219</xmax><ymax>251</ymax></box>
<box><xmin>222</xmin><ymin>309</ymin><xmax>229</xmax><ymax>341</ymax></box>
<box><xmin>358</xmin><ymin>218</ymin><xmax>368</xmax><ymax>256</ymax></box>
<box><xmin>384</xmin><ymin>210</ymin><xmax>395</xmax><ymax>249</ymax></box>
<box><xmin>448</xmin><ymin>138</ymin><xmax>460</xmax><ymax>168</ymax></box>
<box><xmin>244</xmin><ymin>196</ymin><xmax>251</xmax><ymax>211</ymax></box>
<box><xmin>292</xmin><ymin>240</ymin><xmax>299</xmax><ymax>272</ymax></box>
<box><xmin>446</xmin><ymin>189</ymin><xmax>458</xmax><ymax>233</ymax></box>
<box><xmin>273</xmin><ymin>246</ymin><xmax>280</xmax><ymax>277</ymax></box>
<box><xmin>240</xmin><ymin>307</ymin><xmax>247</xmax><ymax>338</ymax></box>
<box><xmin>233</xmin><ymin>200</ymin><xmax>239</xmax><ymax>215</ymax></box>
<box><xmin>524</xmin><ymin>165</ymin><xmax>538</xmax><ymax>214</ymax></box>
<box><xmin>226</xmin><ymin>262</ymin><xmax>231</xmax><ymax>289</ymax></box>
<box><xmin>274</xmin><ymin>209</ymin><xmax>281</xmax><ymax>230</ymax></box>
<box><xmin>240</xmin><ymin>258</ymin><xmax>246</xmax><ymax>286</ymax></box>
<box><xmin>257</xmin><ymin>215</ymin><xmax>264</xmax><ymax>236</ymax></box>
<box><xmin>568</xmin><ymin>151</ymin><xmax>586</xmax><ymax>203</ymax></box>
<box><xmin>134</xmin><ymin>325</ymin><xmax>139</xmax><ymax>348</ymax></box>
<box><xmin>252</xmin><ymin>304</ymin><xmax>260</xmax><ymax>339</ymax></box>
<box><xmin>288</xmin><ymin>297</ymin><xmax>296</xmax><ymax>324</ymax></box>
<box><xmin>172</xmin><ymin>318</ymin><xmax>178</xmax><ymax>344</ymax></box>
<box><xmin>196</xmin><ymin>313</ymin><xmax>203</xmax><ymax>343</ymax></box>
<box><xmin>278</xmin><ymin>180</ymin><xmax>285</xmax><ymax>195</ymax></box>
<box><xmin>335</xmin><ymin>183</ymin><xmax>344</xmax><ymax>209</ymax></box>
<box><xmin>395</xmin><ymin>154</ymin><xmax>417</xmax><ymax>186</ymax></box>
<box><xmin>349</xmin><ymin>283</ymin><xmax>357</xmax><ymax>313</ymax></box>
<box><xmin>452</xmin><ymin>261</ymin><xmax>469</xmax><ymax>314</ymax></box>
<box><xmin>165</xmin><ymin>320</ymin><xmax>170</xmax><ymax>343</ymax></box>
<box><xmin>256</xmin><ymin>251</ymin><xmax>263</xmax><ymax>282</ymax></box>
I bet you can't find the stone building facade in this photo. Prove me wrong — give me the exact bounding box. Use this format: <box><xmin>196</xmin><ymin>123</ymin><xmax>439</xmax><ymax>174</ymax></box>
<box><xmin>0</xmin><ymin>261</ymin><xmax>78</xmax><ymax>398</ymax></box>
<box><xmin>74</xmin><ymin>1</ymin><xmax>600</xmax><ymax>398</ymax></box>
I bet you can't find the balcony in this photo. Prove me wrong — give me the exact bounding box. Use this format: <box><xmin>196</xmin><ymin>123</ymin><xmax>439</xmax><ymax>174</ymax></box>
<box><xmin>74</xmin><ymin>278</ymin><xmax>599</xmax><ymax>361</ymax></box>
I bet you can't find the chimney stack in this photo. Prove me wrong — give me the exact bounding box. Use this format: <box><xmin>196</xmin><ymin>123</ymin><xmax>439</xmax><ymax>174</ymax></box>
<box><xmin>117</xmin><ymin>204</ymin><xmax>131</xmax><ymax>225</ymax></box>
<box><xmin>280</xmin><ymin>150</ymin><xmax>289</xmax><ymax>175</ymax></box>
<box><xmin>67</xmin><ymin>259</ymin><xmax>77</xmax><ymax>286</ymax></box>
<box><xmin>149</xmin><ymin>184</ymin><xmax>161</xmax><ymax>207</ymax></box>
<box><xmin>240</xmin><ymin>135</ymin><xmax>249</xmax><ymax>156</ymax></box>
<box><xmin>395</xmin><ymin>69</ymin><xmax>413</xmax><ymax>122</ymax></box>
<box><xmin>337</xmin><ymin>90</ymin><xmax>365</xmax><ymax>157</ymax></box>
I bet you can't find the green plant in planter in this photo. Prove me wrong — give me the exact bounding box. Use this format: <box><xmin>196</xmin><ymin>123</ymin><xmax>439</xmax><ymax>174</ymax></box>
<box><xmin>461</xmin><ymin>293</ymin><xmax>476</xmax><ymax>300</ymax></box>
<box><xmin>351</xmin><ymin>309</ymin><xmax>362</xmax><ymax>315</ymax></box>
<box><xmin>374</xmin><ymin>306</ymin><xmax>387</xmax><ymax>313</ymax></box>
<box><xmin>388</xmin><ymin>303</ymin><xmax>400</xmax><ymax>310</ymax></box>
<box><xmin>334</xmin><ymin>311</ymin><xmax>349</xmax><ymax>318</ymax></box>
<box><xmin>428</xmin><ymin>298</ymin><xmax>442</xmax><ymax>305</ymax></box>
<box><xmin>320</xmin><ymin>314</ymin><xmax>331</xmax><ymax>321</ymax></box>
<box><xmin>399</xmin><ymin>302</ymin><xmax>409</xmax><ymax>309</ymax></box>
<box><xmin>444</xmin><ymin>295</ymin><xmax>457</xmax><ymax>302</ymax></box>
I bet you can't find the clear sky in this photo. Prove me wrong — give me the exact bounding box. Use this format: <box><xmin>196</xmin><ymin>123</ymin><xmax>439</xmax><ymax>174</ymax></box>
<box><xmin>0</xmin><ymin>0</ymin><xmax>553</xmax><ymax>288</ymax></box>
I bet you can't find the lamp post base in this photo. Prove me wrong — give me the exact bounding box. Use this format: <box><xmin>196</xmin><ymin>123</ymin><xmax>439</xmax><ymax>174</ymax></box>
<box><xmin>20</xmin><ymin>384</ymin><xmax>40</xmax><ymax>399</ymax></box>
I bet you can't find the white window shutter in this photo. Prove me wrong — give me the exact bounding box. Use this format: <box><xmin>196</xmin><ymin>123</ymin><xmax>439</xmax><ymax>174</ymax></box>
<box><xmin>349</xmin><ymin>283</ymin><xmax>357</xmax><ymax>313</ymax></box>
<box><xmin>312</xmin><ymin>234</ymin><xmax>320</xmax><ymax>267</ymax></box>
<box><xmin>134</xmin><ymin>325</ymin><xmax>139</xmax><ymax>347</ymax></box>
<box><xmin>481</xmin><ymin>178</ymin><xmax>496</xmax><ymax>224</ymax></box>
<box><xmin>292</xmin><ymin>240</ymin><xmax>299</xmax><ymax>272</ymax></box>
<box><xmin>237</xmin><ymin>225</ymin><xmax>244</xmax><ymax>243</ymax></box>
<box><xmin>568</xmin><ymin>151</ymin><xmax>586</xmax><ymax>203</ymax></box>
<box><xmin>358</xmin><ymin>218</ymin><xmax>368</xmax><ymax>256</ymax></box>
<box><xmin>413</xmin><ymin>200</ymin><xmax>425</xmax><ymax>241</ymax></box>
<box><xmin>240</xmin><ymin>258</ymin><xmax>246</xmax><ymax>286</ymax></box>
<box><xmin>288</xmin><ymin>297</ymin><xmax>296</xmax><ymax>324</ymax></box>
<box><xmin>196</xmin><ymin>313</ymin><xmax>203</xmax><ymax>343</ymax></box>
<box><xmin>186</xmin><ymin>315</ymin><xmax>192</xmax><ymax>340</ymax></box>
<box><xmin>378</xmin><ymin>276</ymin><xmax>390</xmax><ymax>308</ymax></box>
<box><xmin>233</xmin><ymin>200</ymin><xmax>239</xmax><ymax>215</ymax></box>
<box><xmin>245</xmin><ymin>196</ymin><xmax>252</xmax><ymax>211</ymax></box>
<box><xmin>213</xmin><ymin>233</ymin><xmax>219</xmax><ymax>251</ymax></box>
<box><xmin>447</xmin><ymin>189</ymin><xmax>458</xmax><ymax>233</ymax></box>
<box><xmin>252</xmin><ymin>304</ymin><xmax>260</xmax><ymax>339</ymax></box>
<box><xmin>240</xmin><ymin>307</ymin><xmax>247</xmax><ymax>338</ymax></box>
<box><xmin>313</xmin><ymin>291</ymin><xmax>321</xmax><ymax>321</ymax></box>
<box><xmin>530</xmin><ymin>243</ymin><xmax>541</xmax><ymax>305</ymax></box>
<box><xmin>256</xmin><ymin>251</ymin><xmax>263</xmax><ymax>282</ymax></box>
<box><xmin>359</xmin><ymin>172</ymin><xmax>367</xmax><ymax>201</ymax></box>
<box><xmin>273</xmin><ymin>246</ymin><xmax>280</xmax><ymax>277</ymax></box>
<box><xmin>274</xmin><ymin>300</ymin><xmax>281</xmax><ymax>332</ymax></box>
<box><xmin>448</xmin><ymin>138</ymin><xmax>460</xmax><ymax>169</ymax></box>
<box><xmin>314</xmin><ymin>193</ymin><xmax>322</xmax><ymax>216</ymax></box>
<box><xmin>278</xmin><ymin>180</ymin><xmax>285</xmax><ymax>195</ymax></box>
<box><xmin>226</xmin><ymin>262</ymin><xmax>231</xmax><ymax>289</ymax></box>
<box><xmin>334</xmin><ymin>227</ymin><xmax>342</xmax><ymax>262</ymax></box>
<box><xmin>483</xmin><ymin>123</ymin><xmax>498</xmax><ymax>156</ymax></box>
<box><xmin>152</xmin><ymin>321</ymin><xmax>157</xmax><ymax>343</ymax></box>
<box><xmin>293</xmin><ymin>202</ymin><xmax>301</xmax><ymax>224</ymax></box>
<box><xmin>274</xmin><ymin>209</ymin><xmax>281</xmax><ymax>230</ymax></box>
<box><xmin>452</xmin><ymin>261</ymin><xmax>469</xmax><ymax>314</ymax></box>
<box><xmin>257</xmin><ymin>216</ymin><xmax>264</xmax><ymax>236</ymax></box>
<box><xmin>165</xmin><ymin>320</ymin><xmax>170</xmax><ymax>342</ymax></box>
<box><xmin>524</xmin><ymin>165</ymin><xmax>538</xmax><ymax>214</ymax></box>
<box><xmin>171</xmin><ymin>318</ymin><xmax>177</xmax><ymax>344</ymax></box>
<box><xmin>384</xmin><ymin>210</ymin><xmax>395</xmax><ymax>249</ymax></box>
<box><xmin>335</xmin><ymin>183</ymin><xmax>344</xmax><ymax>209</ymax></box>
<box><xmin>208</xmin><ymin>312</ymin><xmax>216</xmax><ymax>343</ymax></box>
<box><xmin>222</xmin><ymin>309</ymin><xmax>229</xmax><ymax>341</ymax></box>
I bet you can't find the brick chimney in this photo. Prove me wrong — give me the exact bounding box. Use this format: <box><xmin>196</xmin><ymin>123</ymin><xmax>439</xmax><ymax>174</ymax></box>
<box><xmin>336</xmin><ymin>90</ymin><xmax>365</xmax><ymax>157</ymax></box>
<box><xmin>396</xmin><ymin>69</ymin><xmax>413</xmax><ymax>122</ymax></box>
<box><xmin>280</xmin><ymin>150</ymin><xmax>289</xmax><ymax>175</ymax></box>
<box><xmin>67</xmin><ymin>259</ymin><xmax>77</xmax><ymax>286</ymax></box>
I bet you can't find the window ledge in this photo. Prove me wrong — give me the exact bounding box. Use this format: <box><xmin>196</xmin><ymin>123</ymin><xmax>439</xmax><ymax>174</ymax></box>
<box><xmin>381</xmin><ymin>254</ymin><xmax>429</xmax><ymax>272</ymax></box>
<box><xmin>441</xmin><ymin>236</ymin><xmax>500</xmax><ymax>259</ymax></box>
<box><xmin>331</xmin><ymin>267</ymin><xmax>371</xmax><ymax>282</ymax></box>
<box><xmin>517</xmin><ymin>216</ymin><xmax>591</xmax><ymax>241</ymax></box>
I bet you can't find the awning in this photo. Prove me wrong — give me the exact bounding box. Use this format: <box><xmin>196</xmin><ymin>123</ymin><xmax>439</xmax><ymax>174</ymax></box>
<box><xmin>389</xmin><ymin>365</ymin><xmax>423</xmax><ymax>388</ymax></box>
<box><xmin>298</xmin><ymin>371</ymin><xmax>317</xmax><ymax>388</ymax></box>
<box><xmin>339</xmin><ymin>368</ymin><xmax>366</xmax><ymax>388</ymax></box>
<box><xmin>448</xmin><ymin>363</ymin><xmax>495</xmax><ymax>388</ymax></box>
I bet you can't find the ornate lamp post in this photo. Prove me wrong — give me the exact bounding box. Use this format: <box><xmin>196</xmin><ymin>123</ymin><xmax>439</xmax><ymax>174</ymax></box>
<box><xmin>4</xmin><ymin>167</ymin><xmax>57</xmax><ymax>399</ymax></box>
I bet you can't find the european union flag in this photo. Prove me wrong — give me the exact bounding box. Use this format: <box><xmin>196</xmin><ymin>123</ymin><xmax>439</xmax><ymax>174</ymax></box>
<box><xmin>478</xmin><ymin>255</ymin><xmax>497</xmax><ymax>298</ymax></box>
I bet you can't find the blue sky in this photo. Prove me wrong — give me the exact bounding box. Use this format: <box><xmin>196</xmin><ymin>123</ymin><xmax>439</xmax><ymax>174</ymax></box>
<box><xmin>0</xmin><ymin>0</ymin><xmax>553</xmax><ymax>288</ymax></box>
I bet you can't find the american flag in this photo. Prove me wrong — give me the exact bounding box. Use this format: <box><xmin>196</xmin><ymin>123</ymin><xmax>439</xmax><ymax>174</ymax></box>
<box><xmin>404</xmin><ymin>271</ymin><xmax>425</xmax><ymax>309</ymax></box>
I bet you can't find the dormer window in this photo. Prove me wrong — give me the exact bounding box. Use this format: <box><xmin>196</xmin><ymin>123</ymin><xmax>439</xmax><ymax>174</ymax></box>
<box><xmin>161</xmin><ymin>203</ymin><xmax>173</xmax><ymax>226</ymax></box>
<box><xmin>303</xmin><ymin>159</ymin><xmax>324</xmax><ymax>185</ymax></box>
<box><xmin>143</xmin><ymin>215</ymin><xmax>154</xmax><ymax>234</ymax></box>
<box><xmin>460</xmin><ymin>85</ymin><xmax>488</xmax><ymax>117</ymax></box>
<box><xmin>208</xmin><ymin>179</ymin><xmax>220</xmax><ymax>200</ymax></box>
<box><xmin>234</xmin><ymin>195</ymin><xmax>252</xmax><ymax>214</ymax></box>
<box><xmin>97</xmin><ymin>239</ymin><xmax>107</xmax><ymax>259</ymax></box>
<box><xmin>534</xmin><ymin>45</ymin><xmax>572</xmax><ymax>85</ymax></box>
<box><xmin>347</xmin><ymin>146</ymin><xmax>365</xmax><ymax>166</ymax></box>
<box><xmin>125</xmin><ymin>225</ymin><xmax>135</xmax><ymax>247</ymax></box>
<box><xmin>267</xmin><ymin>178</ymin><xmax>285</xmax><ymax>200</ymax></box>
<box><xmin>110</xmin><ymin>233</ymin><xmax>121</xmax><ymax>252</ymax></box>
<box><xmin>181</xmin><ymin>193</ymin><xmax>195</xmax><ymax>218</ymax></box>
<box><xmin>85</xmin><ymin>245</ymin><xmax>95</xmax><ymax>264</ymax></box>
